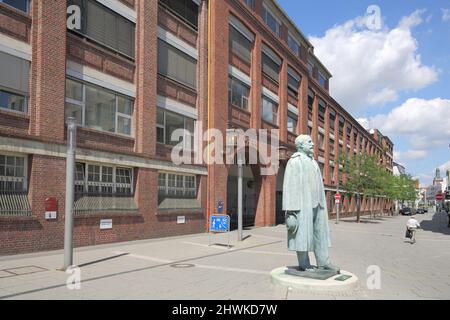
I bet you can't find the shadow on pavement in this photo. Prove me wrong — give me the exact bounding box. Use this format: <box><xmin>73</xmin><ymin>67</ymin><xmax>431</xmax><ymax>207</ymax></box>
<box><xmin>420</xmin><ymin>211</ymin><xmax>450</xmax><ymax>236</ymax></box>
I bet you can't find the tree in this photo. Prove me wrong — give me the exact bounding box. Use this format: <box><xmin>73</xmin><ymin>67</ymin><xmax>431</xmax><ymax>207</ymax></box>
<box><xmin>339</xmin><ymin>153</ymin><xmax>382</xmax><ymax>223</ymax></box>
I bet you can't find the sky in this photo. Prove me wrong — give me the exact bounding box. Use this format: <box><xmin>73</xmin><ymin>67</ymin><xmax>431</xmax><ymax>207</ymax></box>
<box><xmin>277</xmin><ymin>0</ymin><xmax>450</xmax><ymax>186</ymax></box>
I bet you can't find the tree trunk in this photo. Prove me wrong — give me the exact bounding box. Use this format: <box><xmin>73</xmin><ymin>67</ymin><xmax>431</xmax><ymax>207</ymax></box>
<box><xmin>356</xmin><ymin>194</ymin><xmax>361</xmax><ymax>223</ymax></box>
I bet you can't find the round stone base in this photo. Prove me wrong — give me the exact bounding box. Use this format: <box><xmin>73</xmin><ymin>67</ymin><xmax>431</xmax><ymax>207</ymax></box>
<box><xmin>271</xmin><ymin>267</ymin><xmax>359</xmax><ymax>294</ymax></box>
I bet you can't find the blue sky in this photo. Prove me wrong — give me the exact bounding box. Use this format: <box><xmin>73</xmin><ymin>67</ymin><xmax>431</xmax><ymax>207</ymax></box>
<box><xmin>278</xmin><ymin>0</ymin><xmax>450</xmax><ymax>185</ymax></box>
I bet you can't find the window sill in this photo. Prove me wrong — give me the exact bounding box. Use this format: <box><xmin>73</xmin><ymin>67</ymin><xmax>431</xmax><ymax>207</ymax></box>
<box><xmin>0</xmin><ymin>108</ymin><xmax>29</xmax><ymax>120</ymax></box>
<box><xmin>76</xmin><ymin>126</ymin><xmax>135</xmax><ymax>142</ymax></box>
<box><xmin>156</xmin><ymin>209</ymin><xmax>203</xmax><ymax>216</ymax></box>
<box><xmin>74</xmin><ymin>211</ymin><xmax>141</xmax><ymax>219</ymax></box>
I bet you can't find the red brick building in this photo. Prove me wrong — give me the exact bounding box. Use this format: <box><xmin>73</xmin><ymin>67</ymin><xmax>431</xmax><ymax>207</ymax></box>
<box><xmin>0</xmin><ymin>0</ymin><xmax>393</xmax><ymax>255</ymax></box>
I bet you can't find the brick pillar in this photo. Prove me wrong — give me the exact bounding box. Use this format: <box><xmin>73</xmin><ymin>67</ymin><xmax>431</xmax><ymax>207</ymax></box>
<box><xmin>198</xmin><ymin>0</ymin><xmax>209</xmax><ymax>138</ymax></box>
<box><xmin>312</xmin><ymin>93</ymin><xmax>319</xmax><ymax>160</ymax></box>
<box><xmin>134</xmin><ymin>0</ymin><xmax>157</xmax><ymax>156</ymax></box>
<box><xmin>251</xmin><ymin>35</ymin><xmax>262</xmax><ymax>130</ymax></box>
<box><xmin>254</xmin><ymin>173</ymin><xmax>276</xmax><ymax>227</ymax></box>
<box><xmin>29</xmin><ymin>0</ymin><xmax>67</xmax><ymax>141</ymax></box>
<box><xmin>299</xmin><ymin>76</ymin><xmax>308</xmax><ymax>134</ymax></box>
<box><xmin>323</xmin><ymin>105</ymin><xmax>330</xmax><ymax>185</ymax></box>
<box><xmin>135</xmin><ymin>167</ymin><xmax>157</xmax><ymax>228</ymax></box>
<box><xmin>207</xmin><ymin>0</ymin><xmax>229</xmax><ymax>226</ymax></box>
<box><xmin>279</xmin><ymin>60</ymin><xmax>288</xmax><ymax>143</ymax></box>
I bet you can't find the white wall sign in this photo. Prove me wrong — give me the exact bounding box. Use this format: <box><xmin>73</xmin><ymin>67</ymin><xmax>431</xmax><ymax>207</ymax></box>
<box><xmin>177</xmin><ymin>216</ymin><xmax>186</xmax><ymax>224</ymax></box>
<box><xmin>100</xmin><ymin>219</ymin><xmax>113</xmax><ymax>230</ymax></box>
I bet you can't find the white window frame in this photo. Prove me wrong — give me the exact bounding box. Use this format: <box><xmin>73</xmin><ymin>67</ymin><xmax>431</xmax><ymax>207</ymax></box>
<box><xmin>75</xmin><ymin>161</ymin><xmax>134</xmax><ymax>195</ymax></box>
<box><xmin>262</xmin><ymin>4</ymin><xmax>281</xmax><ymax>36</ymax></box>
<box><xmin>0</xmin><ymin>152</ymin><xmax>28</xmax><ymax>192</ymax></box>
<box><xmin>228</xmin><ymin>76</ymin><xmax>250</xmax><ymax>111</ymax></box>
<box><xmin>288</xmin><ymin>32</ymin><xmax>300</xmax><ymax>55</ymax></box>
<box><xmin>158</xmin><ymin>172</ymin><xmax>197</xmax><ymax>198</ymax></box>
<box><xmin>156</xmin><ymin>108</ymin><xmax>195</xmax><ymax>149</ymax></box>
<box><xmin>65</xmin><ymin>78</ymin><xmax>134</xmax><ymax>137</ymax></box>
<box><xmin>0</xmin><ymin>0</ymin><xmax>29</xmax><ymax>13</ymax></box>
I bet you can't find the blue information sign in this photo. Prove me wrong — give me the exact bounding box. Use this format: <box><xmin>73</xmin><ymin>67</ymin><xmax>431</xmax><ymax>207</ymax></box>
<box><xmin>210</xmin><ymin>215</ymin><xmax>230</xmax><ymax>233</ymax></box>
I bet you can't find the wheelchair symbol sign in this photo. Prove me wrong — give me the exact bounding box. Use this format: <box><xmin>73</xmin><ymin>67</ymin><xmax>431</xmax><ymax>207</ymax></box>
<box><xmin>210</xmin><ymin>215</ymin><xmax>230</xmax><ymax>233</ymax></box>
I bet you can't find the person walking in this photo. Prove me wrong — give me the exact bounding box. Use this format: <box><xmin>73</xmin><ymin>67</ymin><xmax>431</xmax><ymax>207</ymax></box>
<box><xmin>406</xmin><ymin>216</ymin><xmax>421</xmax><ymax>244</ymax></box>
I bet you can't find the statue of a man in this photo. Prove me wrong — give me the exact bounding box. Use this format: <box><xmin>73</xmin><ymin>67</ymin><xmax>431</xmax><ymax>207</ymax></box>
<box><xmin>282</xmin><ymin>135</ymin><xmax>339</xmax><ymax>273</ymax></box>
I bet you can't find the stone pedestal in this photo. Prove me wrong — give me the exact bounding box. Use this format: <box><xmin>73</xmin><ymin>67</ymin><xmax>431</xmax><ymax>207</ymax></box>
<box><xmin>271</xmin><ymin>267</ymin><xmax>359</xmax><ymax>294</ymax></box>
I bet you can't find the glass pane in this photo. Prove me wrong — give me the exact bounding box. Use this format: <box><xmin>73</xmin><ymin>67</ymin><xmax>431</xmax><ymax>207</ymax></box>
<box><xmin>157</xmin><ymin>127</ymin><xmax>165</xmax><ymax>144</ymax></box>
<box><xmin>165</xmin><ymin>111</ymin><xmax>184</xmax><ymax>146</ymax></box>
<box><xmin>157</xmin><ymin>108</ymin><xmax>164</xmax><ymax>125</ymax></box>
<box><xmin>66</xmin><ymin>79</ymin><xmax>83</xmax><ymax>101</ymax></box>
<box><xmin>85</xmin><ymin>85</ymin><xmax>116</xmax><ymax>133</ymax></box>
<box><xmin>65</xmin><ymin>102</ymin><xmax>82</xmax><ymax>125</ymax></box>
<box><xmin>118</xmin><ymin>96</ymin><xmax>133</xmax><ymax>115</ymax></box>
<box><xmin>3</xmin><ymin>0</ymin><xmax>28</xmax><ymax>12</ymax></box>
<box><xmin>0</xmin><ymin>164</ymin><xmax>4</xmax><ymax>176</ymax></box>
<box><xmin>117</xmin><ymin>116</ymin><xmax>131</xmax><ymax>135</ymax></box>
<box><xmin>229</xmin><ymin>25</ymin><xmax>252</xmax><ymax>64</ymax></box>
<box><xmin>0</xmin><ymin>90</ymin><xmax>26</xmax><ymax>112</ymax></box>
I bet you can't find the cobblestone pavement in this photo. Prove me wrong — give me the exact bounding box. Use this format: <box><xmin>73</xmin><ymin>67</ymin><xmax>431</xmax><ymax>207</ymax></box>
<box><xmin>0</xmin><ymin>209</ymin><xmax>449</xmax><ymax>300</ymax></box>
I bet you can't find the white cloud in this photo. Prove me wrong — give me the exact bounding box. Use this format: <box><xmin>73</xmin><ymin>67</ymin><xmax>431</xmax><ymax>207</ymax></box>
<box><xmin>370</xmin><ymin>98</ymin><xmax>450</xmax><ymax>150</ymax></box>
<box><xmin>309</xmin><ymin>10</ymin><xmax>438</xmax><ymax>113</ymax></box>
<box><xmin>397</xmin><ymin>150</ymin><xmax>428</xmax><ymax>160</ymax></box>
<box><xmin>356</xmin><ymin>118</ymin><xmax>370</xmax><ymax>130</ymax></box>
<box><xmin>442</xmin><ymin>9</ymin><xmax>450</xmax><ymax>22</ymax></box>
<box><xmin>439</xmin><ymin>160</ymin><xmax>450</xmax><ymax>174</ymax></box>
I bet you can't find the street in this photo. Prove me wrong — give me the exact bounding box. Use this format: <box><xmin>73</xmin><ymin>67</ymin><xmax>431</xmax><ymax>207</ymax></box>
<box><xmin>0</xmin><ymin>209</ymin><xmax>449</xmax><ymax>300</ymax></box>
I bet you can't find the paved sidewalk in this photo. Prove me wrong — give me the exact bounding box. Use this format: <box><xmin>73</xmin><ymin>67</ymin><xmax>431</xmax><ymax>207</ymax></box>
<box><xmin>0</xmin><ymin>209</ymin><xmax>449</xmax><ymax>300</ymax></box>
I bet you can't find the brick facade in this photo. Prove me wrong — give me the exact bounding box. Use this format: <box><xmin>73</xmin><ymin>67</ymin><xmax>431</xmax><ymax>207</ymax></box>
<box><xmin>0</xmin><ymin>0</ymin><xmax>393</xmax><ymax>255</ymax></box>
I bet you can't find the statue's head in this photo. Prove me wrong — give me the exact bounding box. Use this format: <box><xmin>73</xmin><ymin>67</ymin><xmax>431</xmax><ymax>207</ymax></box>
<box><xmin>295</xmin><ymin>135</ymin><xmax>314</xmax><ymax>156</ymax></box>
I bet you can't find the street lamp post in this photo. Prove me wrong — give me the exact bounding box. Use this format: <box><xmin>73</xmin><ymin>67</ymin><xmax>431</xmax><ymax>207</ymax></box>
<box><xmin>64</xmin><ymin>117</ymin><xmax>76</xmax><ymax>270</ymax></box>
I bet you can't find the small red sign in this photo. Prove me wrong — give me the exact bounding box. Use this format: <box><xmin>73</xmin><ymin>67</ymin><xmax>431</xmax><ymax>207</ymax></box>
<box><xmin>436</xmin><ymin>193</ymin><xmax>444</xmax><ymax>201</ymax></box>
<box><xmin>45</xmin><ymin>197</ymin><xmax>58</xmax><ymax>212</ymax></box>
<box><xmin>334</xmin><ymin>193</ymin><xmax>341</xmax><ymax>200</ymax></box>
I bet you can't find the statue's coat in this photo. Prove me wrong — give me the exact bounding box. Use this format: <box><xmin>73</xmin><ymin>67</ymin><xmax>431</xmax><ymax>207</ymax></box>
<box><xmin>282</xmin><ymin>152</ymin><xmax>331</xmax><ymax>251</ymax></box>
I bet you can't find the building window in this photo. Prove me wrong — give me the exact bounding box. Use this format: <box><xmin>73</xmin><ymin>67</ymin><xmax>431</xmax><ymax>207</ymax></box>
<box><xmin>347</xmin><ymin>123</ymin><xmax>352</xmax><ymax>139</ymax></box>
<box><xmin>159</xmin><ymin>0</ymin><xmax>198</xmax><ymax>29</ymax></box>
<box><xmin>158</xmin><ymin>39</ymin><xmax>197</xmax><ymax>89</ymax></box>
<box><xmin>157</xmin><ymin>108</ymin><xmax>195</xmax><ymax>148</ymax></box>
<box><xmin>75</xmin><ymin>163</ymin><xmax>133</xmax><ymax>196</ymax></box>
<box><xmin>318</xmin><ymin>133</ymin><xmax>325</xmax><ymax>150</ymax></box>
<box><xmin>307</xmin><ymin>60</ymin><xmax>314</xmax><ymax>77</ymax></box>
<box><xmin>0</xmin><ymin>154</ymin><xmax>26</xmax><ymax>192</ymax></box>
<box><xmin>318</xmin><ymin>100</ymin><xmax>325</xmax><ymax>123</ymax></box>
<box><xmin>0</xmin><ymin>52</ymin><xmax>29</xmax><ymax>113</ymax></box>
<box><xmin>288</xmin><ymin>33</ymin><xmax>300</xmax><ymax>55</ymax></box>
<box><xmin>0</xmin><ymin>0</ymin><xmax>29</xmax><ymax>13</ymax></box>
<box><xmin>329</xmin><ymin>141</ymin><xmax>335</xmax><ymax>155</ymax></box>
<box><xmin>67</xmin><ymin>0</ymin><xmax>135</xmax><ymax>58</ymax></box>
<box><xmin>229</xmin><ymin>24</ymin><xmax>252</xmax><ymax>64</ymax></box>
<box><xmin>262</xmin><ymin>5</ymin><xmax>280</xmax><ymax>36</ymax></box>
<box><xmin>65</xmin><ymin>78</ymin><xmax>134</xmax><ymax>136</ymax></box>
<box><xmin>318</xmin><ymin>71</ymin><xmax>327</xmax><ymax>88</ymax></box>
<box><xmin>338</xmin><ymin>115</ymin><xmax>345</xmax><ymax>134</ymax></box>
<box><xmin>262</xmin><ymin>52</ymin><xmax>280</xmax><ymax>83</ymax></box>
<box><xmin>243</xmin><ymin>0</ymin><xmax>254</xmax><ymax>10</ymax></box>
<box><xmin>261</xmin><ymin>95</ymin><xmax>278</xmax><ymax>125</ymax></box>
<box><xmin>158</xmin><ymin>172</ymin><xmax>197</xmax><ymax>198</ymax></box>
<box><xmin>329</xmin><ymin>108</ymin><xmax>336</xmax><ymax>131</ymax></box>
<box><xmin>287</xmin><ymin>67</ymin><xmax>300</xmax><ymax>98</ymax></box>
<box><xmin>307</xmin><ymin>89</ymin><xmax>314</xmax><ymax>121</ymax></box>
<box><xmin>287</xmin><ymin>112</ymin><xmax>297</xmax><ymax>134</ymax></box>
<box><xmin>228</xmin><ymin>76</ymin><xmax>250</xmax><ymax>111</ymax></box>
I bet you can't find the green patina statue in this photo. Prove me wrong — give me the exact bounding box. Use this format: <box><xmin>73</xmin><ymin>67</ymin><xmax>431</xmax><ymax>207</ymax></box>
<box><xmin>282</xmin><ymin>135</ymin><xmax>340</xmax><ymax>279</ymax></box>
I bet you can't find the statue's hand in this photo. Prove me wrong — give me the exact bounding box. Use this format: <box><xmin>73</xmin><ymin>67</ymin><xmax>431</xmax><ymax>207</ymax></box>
<box><xmin>286</xmin><ymin>212</ymin><xmax>299</xmax><ymax>233</ymax></box>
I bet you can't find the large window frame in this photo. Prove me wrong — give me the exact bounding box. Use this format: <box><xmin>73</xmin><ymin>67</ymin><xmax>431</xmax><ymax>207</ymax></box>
<box><xmin>75</xmin><ymin>162</ymin><xmax>134</xmax><ymax>197</ymax></box>
<box><xmin>287</xmin><ymin>112</ymin><xmax>298</xmax><ymax>134</ymax></box>
<box><xmin>158</xmin><ymin>172</ymin><xmax>197</xmax><ymax>199</ymax></box>
<box><xmin>287</xmin><ymin>67</ymin><xmax>300</xmax><ymax>98</ymax></box>
<box><xmin>0</xmin><ymin>153</ymin><xmax>27</xmax><ymax>193</ymax></box>
<box><xmin>67</xmin><ymin>0</ymin><xmax>136</xmax><ymax>59</ymax></box>
<box><xmin>156</xmin><ymin>108</ymin><xmax>195</xmax><ymax>149</ymax></box>
<box><xmin>0</xmin><ymin>52</ymin><xmax>29</xmax><ymax>114</ymax></box>
<box><xmin>228</xmin><ymin>76</ymin><xmax>250</xmax><ymax>111</ymax></box>
<box><xmin>261</xmin><ymin>95</ymin><xmax>278</xmax><ymax>125</ymax></box>
<box><xmin>159</xmin><ymin>0</ymin><xmax>199</xmax><ymax>30</ymax></box>
<box><xmin>65</xmin><ymin>78</ymin><xmax>134</xmax><ymax>137</ymax></box>
<box><xmin>0</xmin><ymin>0</ymin><xmax>29</xmax><ymax>13</ymax></box>
<box><xmin>262</xmin><ymin>4</ymin><xmax>281</xmax><ymax>37</ymax></box>
<box><xmin>288</xmin><ymin>32</ymin><xmax>300</xmax><ymax>56</ymax></box>
<box><xmin>229</xmin><ymin>24</ymin><xmax>253</xmax><ymax>64</ymax></box>
<box><xmin>157</xmin><ymin>39</ymin><xmax>197</xmax><ymax>90</ymax></box>
<box><xmin>262</xmin><ymin>52</ymin><xmax>280</xmax><ymax>83</ymax></box>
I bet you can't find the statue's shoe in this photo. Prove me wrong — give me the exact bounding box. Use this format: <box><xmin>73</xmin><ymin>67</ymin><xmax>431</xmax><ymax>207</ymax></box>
<box><xmin>318</xmin><ymin>263</ymin><xmax>340</xmax><ymax>273</ymax></box>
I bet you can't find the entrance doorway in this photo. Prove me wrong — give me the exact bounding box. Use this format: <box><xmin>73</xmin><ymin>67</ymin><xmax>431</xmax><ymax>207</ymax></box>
<box><xmin>275</xmin><ymin>165</ymin><xmax>285</xmax><ymax>225</ymax></box>
<box><xmin>227</xmin><ymin>165</ymin><xmax>256</xmax><ymax>229</ymax></box>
